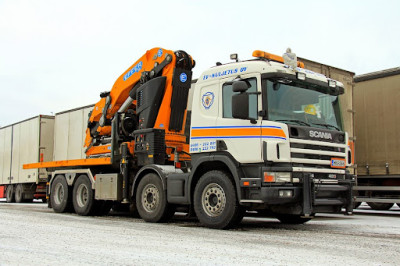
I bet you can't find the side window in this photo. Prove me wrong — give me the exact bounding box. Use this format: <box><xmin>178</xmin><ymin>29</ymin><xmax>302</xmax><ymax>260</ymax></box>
<box><xmin>222</xmin><ymin>78</ymin><xmax>258</xmax><ymax>119</ymax></box>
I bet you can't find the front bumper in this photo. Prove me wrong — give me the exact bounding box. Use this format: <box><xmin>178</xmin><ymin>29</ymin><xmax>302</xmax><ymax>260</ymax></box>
<box><xmin>240</xmin><ymin>173</ymin><xmax>354</xmax><ymax>215</ymax></box>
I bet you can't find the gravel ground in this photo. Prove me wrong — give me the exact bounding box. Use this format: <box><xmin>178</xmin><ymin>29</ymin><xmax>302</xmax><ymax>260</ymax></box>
<box><xmin>0</xmin><ymin>201</ymin><xmax>399</xmax><ymax>265</ymax></box>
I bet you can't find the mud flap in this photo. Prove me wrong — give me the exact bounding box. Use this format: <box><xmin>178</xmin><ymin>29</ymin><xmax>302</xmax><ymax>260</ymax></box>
<box><xmin>303</xmin><ymin>174</ymin><xmax>313</xmax><ymax>216</ymax></box>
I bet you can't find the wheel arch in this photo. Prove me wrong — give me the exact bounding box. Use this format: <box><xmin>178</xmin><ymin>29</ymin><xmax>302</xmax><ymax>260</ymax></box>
<box><xmin>131</xmin><ymin>164</ymin><xmax>183</xmax><ymax>200</ymax></box>
<box><xmin>49</xmin><ymin>169</ymin><xmax>95</xmax><ymax>195</ymax></box>
<box><xmin>189</xmin><ymin>154</ymin><xmax>243</xmax><ymax>204</ymax></box>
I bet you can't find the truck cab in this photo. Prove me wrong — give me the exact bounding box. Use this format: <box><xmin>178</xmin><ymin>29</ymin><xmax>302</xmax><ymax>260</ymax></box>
<box><xmin>186</xmin><ymin>51</ymin><xmax>353</xmax><ymax>227</ymax></box>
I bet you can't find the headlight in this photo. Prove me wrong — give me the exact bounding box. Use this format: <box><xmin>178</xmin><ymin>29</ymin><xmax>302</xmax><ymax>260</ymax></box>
<box><xmin>263</xmin><ymin>172</ymin><xmax>291</xmax><ymax>183</ymax></box>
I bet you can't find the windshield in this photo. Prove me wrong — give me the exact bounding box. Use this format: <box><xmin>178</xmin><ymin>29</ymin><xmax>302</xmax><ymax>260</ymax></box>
<box><xmin>265</xmin><ymin>79</ymin><xmax>343</xmax><ymax>131</ymax></box>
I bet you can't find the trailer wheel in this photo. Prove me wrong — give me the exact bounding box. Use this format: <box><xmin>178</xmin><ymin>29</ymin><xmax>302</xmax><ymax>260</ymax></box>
<box><xmin>136</xmin><ymin>173</ymin><xmax>173</xmax><ymax>223</ymax></box>
<box><xmin>51</xmin><ymin>175</ymin><xmax>71</xmax><ymax>213</ymax></box>
<box><xmin>15</xmin><ymin>184</ymin><xmax>24</xmax><ymax>203</ymax></box>
<box><xmin>6</xmin><ymin>185</ymin><xmax>15</xmax><ymax>203</ymax></box>
<box><xmin>276</xmin><ymin>214</ymin><xmax>312</xmax><ymax>224</ymax></box>
<box><xmin>194</xmin><ymin>170</ymin><xmax>241</xmax><ymax>229</ymax></box>
<box><xmin>367</xmin><ymin>202</ymin><xmax>394</xmax><ymax>210</ymax></box>
<box><xmin>73</xmin><ymin>175</ymin><xmax>96</xmax><ymax>216</ymax></box>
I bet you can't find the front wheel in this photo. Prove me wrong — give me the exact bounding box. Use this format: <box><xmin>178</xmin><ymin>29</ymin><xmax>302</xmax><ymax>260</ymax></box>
<box><xmin>194</xmin><ymin>170</ymin><xmax>242</xmax><ymax>229</ymax></box>
<box><xmin>136</xmin><ymin>173</ymin><xmax>174</xmax><ymax>223</ymax></box>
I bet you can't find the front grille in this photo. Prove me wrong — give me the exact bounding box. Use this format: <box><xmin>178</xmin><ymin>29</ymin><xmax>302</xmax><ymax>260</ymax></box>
<box><xmin>290</xmin><ymin>138</ymin><xmax>346</xmax><ymax>169</ymax></box>
<box><xmin>292</xmin><ymin>153</ymin><xmax>334</xmax><ymax>161</ymax></box>
<box><xmin>291</xmin><ymin>143</ymin><xmax>345</xmax><ymax>153</ymax></box>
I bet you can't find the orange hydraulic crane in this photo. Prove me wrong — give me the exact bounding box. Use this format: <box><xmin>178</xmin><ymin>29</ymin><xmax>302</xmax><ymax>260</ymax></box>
<box><xmin>25</xmin><ymin>47</ymin><xmax>195</xmax><ymax>170</ymax></box>
<box><xmin>84</xmin><ymin>47</ymin><xmax>195</xmax><ymax>163</ymax></box>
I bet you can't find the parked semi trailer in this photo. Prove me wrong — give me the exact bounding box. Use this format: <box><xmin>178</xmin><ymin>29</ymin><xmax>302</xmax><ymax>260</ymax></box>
<box><xmin>353</xmin><ymin>67</ymin><xmax>400</xmax><ymax>210</ymax></box>
<box><xmin>53</xmin><ymin>105</ymin><xmax>94</xmax><ymax>162</ymax></box>
<box><xmin>23</xmin><ymin>47</ymin><xmax>353</xmax><ymax>229</ymax></box>
<box><xmin>0</xmin><ymin>115</ymin><xmax>54</xmax><ymax>202</ymax></box>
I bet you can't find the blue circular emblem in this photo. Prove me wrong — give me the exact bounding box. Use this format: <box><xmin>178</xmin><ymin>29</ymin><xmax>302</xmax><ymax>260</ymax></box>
<box><xmin>157</xmin><ymin>48</ymin><xmax>163</xmax><ymax>58</ymax></box>
<box><xmin>180</xmin><ymin>73</ymin><xmax>187</xmax><ymax>83</ymax></box>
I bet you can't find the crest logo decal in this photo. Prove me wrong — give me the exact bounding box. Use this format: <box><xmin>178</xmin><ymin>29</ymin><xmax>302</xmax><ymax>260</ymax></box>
<box><xmin>202</xmin><ymin>92</ymin><xmax>215</xmax><ymax>109</ymax></box>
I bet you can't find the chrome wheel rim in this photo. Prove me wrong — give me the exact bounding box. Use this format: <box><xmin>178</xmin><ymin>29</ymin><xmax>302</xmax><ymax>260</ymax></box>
<box><xmin>201</xmin><ymin>183</ymin><xmax>226</xmax><ymax>217</ymax></box>
<box><xmin>76</xmin><ymin>184</ymin><xmax>88</xmax><ymax>208</ymax></box>
<box><xmin>142</xmin><ymin>184</ymin><xmax>159</xmax><ymax>213</ymax></box>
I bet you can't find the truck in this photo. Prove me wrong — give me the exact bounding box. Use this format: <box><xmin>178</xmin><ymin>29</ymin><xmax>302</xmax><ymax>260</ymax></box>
<box><xmin>353</xmin><ymin>67</ymin><xmax>400</xmax><ymax>210</ymax></box>
<box><xmin>0</xmin><ymin>115</ymin><xmax>54</xmax><ymax>202</ymax></box>
<box><xmin>23</xmin><ymin>47</ymin><xmax>354</xmax><ymax>229</ymax></box>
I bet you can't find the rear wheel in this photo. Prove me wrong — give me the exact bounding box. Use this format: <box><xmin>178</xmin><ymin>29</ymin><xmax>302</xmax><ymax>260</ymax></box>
<box><xmin>276</xmin><ymin>214</ymin><xmax>312</xmax><ymax>224</ymax></box>
<box><xmin>136</xmin><ymin>173</ymin><xmax>173</xmax><ymax>223</ymax></box>
<box><xmin>194</xmin><ymin>170</ymin><xmax>242</xmax><ymax>229</ymax></box>
<box><xmin>6</xmin><ymin>185</ymin><xmax>15</xmax><ymax>203</ymax></box>
<box><xmin>15</xmin><ymin>184</ymin><xmax>24</xmax><ymax>203</ymax></box>
<box><xmin>51</xmin><ymin>175</ymin><xmax>71</xmax><ymax>213</ymax></box>
<box><xmin>367</xmin><ymin>202</ymin><xmax>394</xmax><ymax>210</ymax></box>
<box><xmin>73</xmin><ymin>175</ymin><xmax>96</xmax><ymax>216</ymax></box>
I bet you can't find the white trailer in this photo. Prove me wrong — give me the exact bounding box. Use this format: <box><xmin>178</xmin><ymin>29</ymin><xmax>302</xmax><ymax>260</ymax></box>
<box><xmin>0</xmin><ymin>115</ymin><xmax>54</xmax><ymax>202</ymax></box>
<box><xmin>53</xmin><ymin>105</ymin><xmax>94</xmax><ymax>161</ymax></box>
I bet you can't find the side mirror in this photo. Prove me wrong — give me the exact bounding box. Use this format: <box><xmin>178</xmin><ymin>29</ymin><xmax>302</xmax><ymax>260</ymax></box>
<box><xmin>232</xmin><ymin>81</ymin><xmax>249</xmax><ymax>93</ymax></box>
<box><xmin>232</xmin><ymin>93</ymin><xmax>249</xmax><ymax>119</ymax></box>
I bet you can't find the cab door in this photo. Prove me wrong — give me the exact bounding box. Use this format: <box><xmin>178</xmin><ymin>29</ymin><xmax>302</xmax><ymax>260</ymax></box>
<box><xmin>215</xmin><ymin>74</ymin><xmax>262</xmax><ymax>163</ymax></box>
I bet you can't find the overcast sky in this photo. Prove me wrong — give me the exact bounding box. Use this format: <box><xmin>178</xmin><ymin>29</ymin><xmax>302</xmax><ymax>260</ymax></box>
<box><xmin>1</xmin><ymin>0</ymin><xmax>399</xmax><ymax>126</ymax></box>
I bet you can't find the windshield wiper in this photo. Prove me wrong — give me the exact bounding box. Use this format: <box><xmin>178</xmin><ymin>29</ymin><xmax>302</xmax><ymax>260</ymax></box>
<box><xmin>275</xmin><ymin>119</ymin><xmax>311</xmax><ymax>127</ymax></box>
<box><xmin>311</xmin><ymin>123</ymin><xmax>341</xmax><ymax>131</ymax></box>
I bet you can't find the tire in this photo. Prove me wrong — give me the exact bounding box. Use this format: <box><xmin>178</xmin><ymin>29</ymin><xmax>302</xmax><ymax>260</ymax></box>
<box><xmin>15</xmin><ymin>184</ymin><xmax>24</xmax><ymax>203</ymax></box>
<box><xmin>136</xmin><ymin>173</ymin><xmax>173</xmax><ymax>223</ymax></box>
<box><xmin>50</xmin><ymin>175</ymin><xmax>71</xmax><ymax>213</ymax></box>
<box><xmin>276</xmin><ymin>214</ymin><xmax>312</xmax><ymax>224</ymax></box>
<box><xmin>367</xmin><ymin>202</ymin><xmax>394</xmax><ymax>210</ymax></box>
<box><xmin>72</xmin><ymin>175</ymin><xmax>96</xmax><ymax>216</ymax></box>
<box><xmin>194</xmin><ymin>170</ymin><xmax>242</xmax><ymax>229</ymax></box>
<box><xmin>6</xmin><ymin>185</ymin><xmax>15</xmax><ymax>203</ymax></box>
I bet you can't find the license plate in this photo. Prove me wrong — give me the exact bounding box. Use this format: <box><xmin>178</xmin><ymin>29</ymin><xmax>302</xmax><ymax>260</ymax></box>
<box><xmin>331</xmin><ymin>158</ymin><xmax>346</xmax><ymax>169</ymax></box>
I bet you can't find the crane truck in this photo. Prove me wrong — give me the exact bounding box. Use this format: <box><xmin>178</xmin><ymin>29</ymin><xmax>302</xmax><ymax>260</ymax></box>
<box><xmin>24</xmin><ymin>47</ymin><xmax>354</xmax><ymax>229</ymax></box>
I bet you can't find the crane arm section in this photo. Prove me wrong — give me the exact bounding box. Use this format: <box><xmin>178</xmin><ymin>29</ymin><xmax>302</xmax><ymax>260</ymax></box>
<box><xmin>84</xmin><ymin>47</ymin><xmax>195</xmax><ymax>159</ymax></box>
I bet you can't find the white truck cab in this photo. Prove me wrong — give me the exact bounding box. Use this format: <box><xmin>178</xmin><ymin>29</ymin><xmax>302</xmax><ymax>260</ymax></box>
<box><xmin>183</xmin><ymin>50</ymin><xmax>353</xmax><ymax>228</ymax></box>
